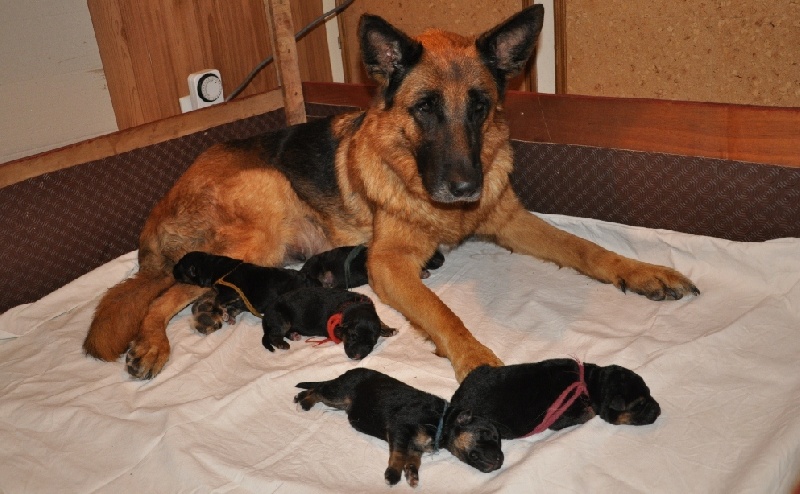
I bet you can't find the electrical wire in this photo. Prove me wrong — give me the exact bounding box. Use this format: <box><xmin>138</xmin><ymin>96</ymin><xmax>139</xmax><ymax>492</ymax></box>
<box><xmin>226</xmin><ymin>0</ymin><xmax>357</xmax><ymax>102</ymax></box>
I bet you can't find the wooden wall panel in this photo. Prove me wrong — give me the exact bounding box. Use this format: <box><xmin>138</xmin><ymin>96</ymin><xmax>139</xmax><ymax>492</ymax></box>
<box><xmin>89</xmin><ymin>0</ymin><xmax>331</xmax><ymax>129</ymax></box>
<box><xmin>336</xmin><ymin>0</ymin><xmax>537</xmax><ymax>91</ymax></box>
<box><xmin>563</xmin><ymin>1</ymin><xmax>800</xmax><ymax>107</ymax></box>
<box><xmin>301</xmin><ymin>82</ymin><xmax>800</xmax><ymax>168</ymax></box>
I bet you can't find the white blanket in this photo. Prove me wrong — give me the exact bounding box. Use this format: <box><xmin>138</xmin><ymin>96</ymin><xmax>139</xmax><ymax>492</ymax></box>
<box><xmin>2</xmin><ymin>214</ymin><xmax>799</xmax><ymax>493</ymax></box>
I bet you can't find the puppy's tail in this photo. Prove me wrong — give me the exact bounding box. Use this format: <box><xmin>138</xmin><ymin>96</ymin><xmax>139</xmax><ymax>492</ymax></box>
<box><xmin>83</xmin><ymin>270</ymin><xmax>175</xmax><ymax>360</ymax></box>
<box><xmin>295</xmin><ymin>381</ymin><xmax>322</xmax><ymax>390</ymax></box>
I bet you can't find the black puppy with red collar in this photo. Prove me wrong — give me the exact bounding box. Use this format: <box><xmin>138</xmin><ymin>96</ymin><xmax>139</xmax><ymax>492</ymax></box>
<box><xmin>263</xmin><ymin>286</ymin><xmax>396</xmax><ymax>360</ymax></box>
<box><xmin>450</xmin><ymin>358</ymin><xmax>661</xmax><ymax>439</ymax></box>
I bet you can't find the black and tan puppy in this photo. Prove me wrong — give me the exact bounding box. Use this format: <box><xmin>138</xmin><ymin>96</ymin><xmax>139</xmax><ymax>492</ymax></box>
<box><xmin>450</xmin><ymin>359</ymin><xmax>661</xmax><ymax>439</ymax></box>
<box><xmin>295</xmin><ymin>368</ymin><xmax>503</xmax><ymax>487</ymax></box>
<box><xmin>263</xmin><ymin>287</ymin><xmax>395</xmax><ymax>360</ymax></box>
<box><xmin>173</xmin><ymin>251</ymin><xmax>316</xmax><ymax>333</ymax></box>
<box><xmin>300</xmin><ymin>245</ymin><xmax>446</xmax><ymax>289</ymax></box>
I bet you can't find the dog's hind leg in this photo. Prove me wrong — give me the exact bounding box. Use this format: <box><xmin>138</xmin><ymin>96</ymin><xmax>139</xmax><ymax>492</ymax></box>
<box><xmin>385</xmin><ymin>430</ymin><xmax>421</xmax><ymax>487</ymax></box>
<box><xmin>402</xmin><ymin>450</ymin><xmax>423</xmax><ymax>488</ymax></box>
<box><xmin>479</xmin><ymin>192</ymin><xmax>699</xmax><ymax>301</ymax></box>
<box><xmin>125</xmin><ymin>282</ymin><xmax>206</xmax><ymax>379</ymax></box>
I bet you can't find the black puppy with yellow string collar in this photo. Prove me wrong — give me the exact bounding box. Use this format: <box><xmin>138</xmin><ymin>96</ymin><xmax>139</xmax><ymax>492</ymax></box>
<box><xmin>173</xmin><ymin>251</ymin><xmax>316</xmax><ymax>334</ymax></box>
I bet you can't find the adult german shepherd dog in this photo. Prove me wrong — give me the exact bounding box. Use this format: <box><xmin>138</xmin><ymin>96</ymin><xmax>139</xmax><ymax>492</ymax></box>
<box><xmin>83</xmin><ymin>5</ymin><xmax>698</xmax><ymax>381</ymax></box>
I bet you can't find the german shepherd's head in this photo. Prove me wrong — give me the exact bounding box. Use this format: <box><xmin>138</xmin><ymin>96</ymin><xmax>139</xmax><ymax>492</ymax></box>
<box><xmin>358</xmin><ymin>6</ymin><xmax>544</xmax><ymax>205</ymax></box>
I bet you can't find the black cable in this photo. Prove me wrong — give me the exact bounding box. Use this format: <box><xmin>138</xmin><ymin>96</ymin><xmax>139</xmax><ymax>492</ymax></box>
<box><xmin>226</xmin><ymin>0</ymin><xmax>357</xmax><ymax>102</ymax></box>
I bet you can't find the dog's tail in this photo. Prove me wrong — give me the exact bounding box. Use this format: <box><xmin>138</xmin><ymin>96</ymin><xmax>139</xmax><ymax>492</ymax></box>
<box><xmin>83</xmin><ymin>270</ymin><xmax>175</xmax><ymax>360</ymax></box>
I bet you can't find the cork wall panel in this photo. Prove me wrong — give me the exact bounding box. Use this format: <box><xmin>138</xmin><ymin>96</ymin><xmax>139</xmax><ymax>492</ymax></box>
<box><xmin>337</xmin><ymin>0</ymin><xmax>536</xmax><ymax>91</ymax></box>
<box><xmin>565</xmin><ymin>1</ymin><xmax>800</xmax><ymax>107</ymax></box>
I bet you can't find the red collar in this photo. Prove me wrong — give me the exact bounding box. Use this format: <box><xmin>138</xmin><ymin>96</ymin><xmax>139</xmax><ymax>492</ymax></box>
<box><xmin>307</xmin><ymin>295</ymin><xmax>372</xmax><ymax>347</ymax></box>
<box><xmin>325</xmin><ymin>312</ymin><xmax>343</xmax><ymax>344</ymax></box>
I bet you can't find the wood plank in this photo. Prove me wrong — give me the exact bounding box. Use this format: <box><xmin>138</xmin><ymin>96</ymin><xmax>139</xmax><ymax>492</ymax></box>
<box><xmin>303</xmin><ymin>81</ymin><xmax>375</xmax><ymax>109</ymax></box>
<box><xmin>266</xmin><ymin>0</ymin><xmax>307</xmax><ymax>124</ymax></box>
<box><xmin>5</xmin><ymin>82</ymin><xmax>799</xmax><ymax>189</ymax></box>
<box><xmin>0</xmin><ymin>90</ymin><xmax>285</xmax><ymax>188</ymax></box>
<box><xmin>301</xmin><ymin>82</ymin><xmax>800</xmax><ymax>168</ymax></box>
<box><xmin>504</xmin><ymin>92</ymin><xmax>800</xmax><ymax>167</ymax></box>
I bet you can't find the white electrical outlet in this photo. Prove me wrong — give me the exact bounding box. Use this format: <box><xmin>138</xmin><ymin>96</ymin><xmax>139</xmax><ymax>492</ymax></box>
<box><xmin>187</xmin><ymin>69</ymin><xmax>224</xmax><ymax>110</ymax></box>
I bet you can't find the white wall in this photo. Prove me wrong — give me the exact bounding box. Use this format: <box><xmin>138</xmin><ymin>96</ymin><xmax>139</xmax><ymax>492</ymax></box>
<box><xmin>0</xmin><ymin>0</ymin><xmax>117</xmax><ymax>164</ymax></box>
<box><xmin>535</xmin><ymin>0</ymin><xmax>556</xmax><ymax>94</ymax></box>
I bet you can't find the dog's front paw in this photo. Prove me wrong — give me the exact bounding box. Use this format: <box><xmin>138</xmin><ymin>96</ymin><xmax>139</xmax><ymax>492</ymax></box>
<box><xmin>125</xmin><ymin>337</ymin><xmax>170</xmax><ymax>380</ymax></box>
<box><xmin>613</xmin><ymin>261</ymin><xmax>699</xmax><ymax>301</ymax></box>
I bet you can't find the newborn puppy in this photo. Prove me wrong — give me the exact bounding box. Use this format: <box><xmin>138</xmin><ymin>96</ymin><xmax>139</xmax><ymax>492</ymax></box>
<box><xmin>295</xmin><ymin>368</ymin><xmax>503</xmax><ymax>487</ymax></box>
<box><xmin>300</xmin><ymin>245</ymin><xmax>446</xmax><ymax>288</ymax></box>
<box><xmin>450</xmin><ymin>359</ymin><xmax>661</xmax><ymax>439</ymax></box>
<box><xmin>262</xmin><ymin>287</ymin><xmax>396</xmax><ymax>360</ymax></box>
<box><xmin>173</xmin><ymin>251</ymin><xmax>316</xmax><ymax>332</ymax></box>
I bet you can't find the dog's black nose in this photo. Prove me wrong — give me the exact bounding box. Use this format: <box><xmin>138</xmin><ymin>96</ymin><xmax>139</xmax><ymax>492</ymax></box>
<box><xmin>448</xmin><ymin>180</ymin><xmax>480</xmax><ymax>200</ymax></box>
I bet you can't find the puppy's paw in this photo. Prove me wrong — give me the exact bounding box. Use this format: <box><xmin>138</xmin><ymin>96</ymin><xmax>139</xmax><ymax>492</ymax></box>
<box><xmin>404</xmin><ymin>464</ymin><xmax>420</xmax><ymax>488</ymax></box>
<box><xmin>191</xmin><ymin>296</ymin><xmax>225</xmax><ymax>334</ymax></box>
<box><xmin>384</xmin><ymin>467</ymin><xmax>402</xmax><ymax>486</ymax></box>
<box><xmin>125</xmin><ymin>337</ymin><xmax>170</xmax><ymax>380</ymax></box>
<box><xmin>380</xmin><ymin>323</ymin><xmax>398</xmax><ymax>338</ymax></box>
<box><xmin>294</xmin><ymin>390</ymin><xmax>318</xmax><ymax>411</ymax></box>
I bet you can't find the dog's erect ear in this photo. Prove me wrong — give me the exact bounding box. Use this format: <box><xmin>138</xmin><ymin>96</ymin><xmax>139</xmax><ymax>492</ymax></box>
<box><xmin>358</xmin><ymin>14</ymin><xmax>423</xmax><ymax>107</ymax></box>
<box><xmin>476</xmin><ymin>5</ymin><xmax>544</xmax><ymax>96</ymax></box>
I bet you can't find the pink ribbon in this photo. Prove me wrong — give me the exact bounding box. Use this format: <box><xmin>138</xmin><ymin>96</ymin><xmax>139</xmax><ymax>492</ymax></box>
<box><xmin>524</xmin><ymin>360</ymin><xmax>588</xmax><ymax>437</ymax></box>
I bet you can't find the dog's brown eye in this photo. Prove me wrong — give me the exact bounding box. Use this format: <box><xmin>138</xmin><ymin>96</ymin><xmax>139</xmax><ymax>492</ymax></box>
<box><xmin>415</xmin><ymin>100</ymin><xmax>433</xmax><ymax>114</ymax></box>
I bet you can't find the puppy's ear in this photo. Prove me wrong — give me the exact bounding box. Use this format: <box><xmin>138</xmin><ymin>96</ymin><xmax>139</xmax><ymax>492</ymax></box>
<box><xmin>609</xmin><ymin>396</ymin><xmax>627</xmax><ymax>411</ymax></box>
<box><xmin>358</xmin><ymin>14</ymin><xmax>423</xmax><ymax>107</ymax></box>
<box><xmin>476</xmin><ymin>5</ymin><xmax>544</xmax><ymax>96</ymax></box>
<box><xmin>456</xmin><ymin>410</ymin><xmax>473</xmax><ymax>426</ymax></box>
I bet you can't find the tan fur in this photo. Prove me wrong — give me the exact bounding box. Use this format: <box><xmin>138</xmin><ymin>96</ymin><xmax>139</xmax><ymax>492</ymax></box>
<box><xmin>85</xmin><ymin>15</ymin><xmax>696</xmax><ymax>382</ymax></box>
